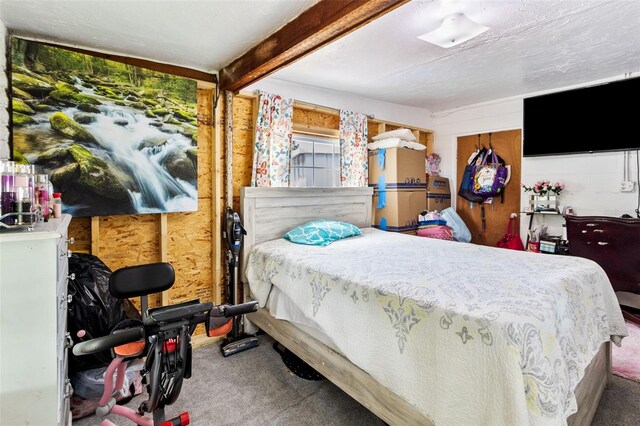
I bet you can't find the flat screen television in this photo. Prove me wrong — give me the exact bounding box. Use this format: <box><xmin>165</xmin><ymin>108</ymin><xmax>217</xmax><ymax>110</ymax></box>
<box><xmin>523</xmin><ymin>77</ymin><xmax>640</xmax><ymax>157</ymax></box>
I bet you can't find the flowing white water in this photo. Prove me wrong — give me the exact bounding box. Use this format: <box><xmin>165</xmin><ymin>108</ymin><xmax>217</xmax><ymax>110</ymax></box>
<box><xmin>82</xmin><ymin>104</ymin><xmax>196</xmax><ymax>212</ymax></box>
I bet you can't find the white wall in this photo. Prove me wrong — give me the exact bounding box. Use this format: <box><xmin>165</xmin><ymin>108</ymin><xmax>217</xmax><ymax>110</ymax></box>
<box><xmin>245</xmin><ymin>77</ymin><xmax>434</xmax><ymax>130</ymax></box>
<box><xmin>433</xmin><ymin>75</ymin><xmax>639</xmax><ymax>237</ymax></box>
<box><xmin>0</xmin><ymin>19</ymin><xmax>9</xmax><ymax>160</ymax></box>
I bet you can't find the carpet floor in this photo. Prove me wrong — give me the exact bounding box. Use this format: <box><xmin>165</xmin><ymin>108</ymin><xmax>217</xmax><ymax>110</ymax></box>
<box><xmin>73</xmin><ymin>334</ymin><xmax>640</xmax><ymax>425</ymax></box>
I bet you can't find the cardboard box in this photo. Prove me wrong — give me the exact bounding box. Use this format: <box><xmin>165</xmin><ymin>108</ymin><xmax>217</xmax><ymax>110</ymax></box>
<box><xmin>368</xmin><ymin>148</ymin><xmax>426</xmax><ymax>190</ymax></box>
<box><xmin>372</xmin><ymin>190</ymin><xmax>426</xmax><ymax>232</ymax></box>
<box><xmin>426</xmin><ymin>193</ymin><xmax>451</xmax><ymax>211</ymax></box>
<box><xmin>426</xmin><ymin>176</ymin><xmax>451</xmax><ymax>195</ymax></box>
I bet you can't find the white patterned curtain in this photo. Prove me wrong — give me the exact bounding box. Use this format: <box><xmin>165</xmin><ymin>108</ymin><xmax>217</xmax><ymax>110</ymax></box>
<box><xmin>339</xmin><ymin>110</ymin><xmax>368</xmax><ymax>187</ymax></box>
<box><xmin>251</xmin><ymin>91</ymin><xmax>293</xmax><ymax>187</ymax></box>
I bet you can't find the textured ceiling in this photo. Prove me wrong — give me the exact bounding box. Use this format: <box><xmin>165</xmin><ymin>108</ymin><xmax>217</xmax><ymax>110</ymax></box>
<box><xmin>271</xmin><ymin>0</ymin><xmax>640</xmax><ymax>111</ymax></box>
<box><xmin>2</xmin><ymin>0</ymin><xmax>639</xmax><ymax>112</ymax></box>
<box><xmin>0</xmin><ymin>0</ymin><xmax>317</xmax><ymax>72</ymax></box>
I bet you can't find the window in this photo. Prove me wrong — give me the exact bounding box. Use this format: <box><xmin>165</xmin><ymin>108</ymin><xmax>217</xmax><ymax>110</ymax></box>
<box><xmin>290</xmin><ymin>133</ymin><xmax>340</xmax><ymax>187</ymax></box>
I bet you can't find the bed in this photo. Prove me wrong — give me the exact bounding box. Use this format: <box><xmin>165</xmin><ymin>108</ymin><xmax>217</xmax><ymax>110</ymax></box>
<box><xmin>240</xmin><ymin>187</ymin><xmax>627</xmax><ymax>425</ymax></box>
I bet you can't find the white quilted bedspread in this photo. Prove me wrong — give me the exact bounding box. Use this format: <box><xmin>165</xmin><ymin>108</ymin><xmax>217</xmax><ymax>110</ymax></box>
<box><xmin>246</xmin><ymin>228</ymin><xmax>627</xmax><ymax>425</ymax></box>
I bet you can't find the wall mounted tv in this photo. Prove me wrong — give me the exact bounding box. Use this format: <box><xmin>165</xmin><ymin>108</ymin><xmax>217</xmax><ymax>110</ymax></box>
<box><xmin>523</xmin><ymin>77</ymin><xmax>640</xmax><ymax>157</ymax></box>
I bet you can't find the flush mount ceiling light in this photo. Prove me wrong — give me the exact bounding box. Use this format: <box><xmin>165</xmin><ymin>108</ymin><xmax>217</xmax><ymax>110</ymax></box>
<box><xmin>418</xmin><ymin>13</ymin><xmax>489</xmax><ymax>48</ymax></box>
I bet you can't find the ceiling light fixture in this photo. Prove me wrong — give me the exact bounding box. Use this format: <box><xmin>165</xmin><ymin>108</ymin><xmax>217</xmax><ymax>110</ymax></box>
<box><xmin>418</xmin><ymin>13</ymin><xmax>489</xmax><ymax>48</ymax></box>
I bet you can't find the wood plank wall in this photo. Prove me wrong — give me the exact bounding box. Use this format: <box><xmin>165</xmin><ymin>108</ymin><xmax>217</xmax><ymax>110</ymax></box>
<box><xmin>67</xmin><ymin>84</ymin><xmax>219</xmax><ymax>314</ymax></box>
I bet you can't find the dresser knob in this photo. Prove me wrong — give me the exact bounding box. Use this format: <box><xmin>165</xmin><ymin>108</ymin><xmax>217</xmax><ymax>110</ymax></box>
<box><xmin>68</xmin><ymin>273</ymin><xmax>76</xmax><ymax>281</ymax></box>
<box><xmin>67</xmin><ymin>294</ymin><xmax>73</xmax><ymax>304</ymax></box>
<box><xmin>65</xmin><ymin>332</ymin><xmax>74</xmax><ymax>349</ymax></box>
<box><xmin>67</xmin><ymin>237</ymin><xmax>75</xmax><ymax>245</ymax></box>
<box><xmin>64</xmin><ymin>380</ymin><xmax>74</xmax><ymax>398</ymax></box>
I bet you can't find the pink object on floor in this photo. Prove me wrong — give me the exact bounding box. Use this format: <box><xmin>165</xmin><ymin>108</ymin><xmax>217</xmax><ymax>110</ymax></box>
<box><xmin>612</xmin><ymin>320</ymin><xmax>640</xmax><ymax>382</ymax></box>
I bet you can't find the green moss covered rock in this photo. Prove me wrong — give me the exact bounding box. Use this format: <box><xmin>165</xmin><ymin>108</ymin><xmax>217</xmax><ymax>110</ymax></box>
<box><xmin>50</xmin><ymin>163</ymin><xmax>79</xmax><ymax>187</ymax></box>
<box><xmin>12</xmin><ymin>98</ymin><xmax>35</xmax><ymax>115</ymax></box>
<box><xmin>186</xmin><ymin>147</ymin><xmax>198</xmax><ymax>163</ymax></box>
<box><xmin>49</xmin><ymin>112</ymin><xmax>97</xmax><ymax>143</ymax></box>
<box><xmin>68</xmin><ymin>144</ymin><xmax>131</xmax><ymax>202</ymax></box>
<box><xmin>33</xmin><ymin>103</ymin><xmax>57</xmax><ymax>112</ymax></box>
<box><xmin>49</xmin><ymin>88</ymin><xmax>100</xmax><ymax>106</ymax></box>
<box><xmin>179</xmin><ymin>125</ymin><xmax>196</xmax><ymax>138</ymax></box>
<box><xmin>13</xmin><ymin>112</ymin><xmax>36</xmax><ymax>126</ymax></box>
<box><xmin>73</xmin><ymin>93</ymin><xmax>101</xmax><ymax>105</ymax></box>
<box><xmin>162</xmin><ymin>149</ymin><xmax>196</xmax><ymax>184</ymax></box>
<box><xmin>34</xmin><ymin>146</ymin><xmax>73</xmax><ymax>166</ymax></box>
<box><xmin>12</xmin><ymin>73</ymin><xmax>54</xmax><ymax>95</ymax></box>
<box><xmin>12</xmin><ymin>87</ymin><xmax>33</xmax><ymax>100</ymax></box>
<box><xmin>173</xmin><ymin>109</ymin><xmax>194</xmax><ymax>122</ymax></box>
<box><xmin>77</xmin><ymin>103</ymin><xmax>101</xmax><ymax>114</ymax></box>
<box><xmin>73</xmin><ymin>113</ymin><xmax>97</xmax><ymax>124</ymax></box>
<box><xmin>55</xmin><ymin>81</ymin><xmax>80</xmax><ymax>93</ymax></box>
<box><xmin>151</xmin><ymin>107</ymin><xmax>169</xmax><ymax>116</ymax></box>
<box><xmin>145</xmin><ymin>109</ymin><xmax>156</xmax><ymax>118</ymax></box>
<box><xmin>138</xmin><ymin>135</ymin><xmax>168</xmax><ymax>150</ymax></box>
<box><xmin>12</xmin><ymin>150</ymin><xmax>29</xmax><ymax>165</ymax></box>
<box><xmin>158</xmin><ymin>124</ymin><xmax>180</xmax><ymax>134</ymax></box>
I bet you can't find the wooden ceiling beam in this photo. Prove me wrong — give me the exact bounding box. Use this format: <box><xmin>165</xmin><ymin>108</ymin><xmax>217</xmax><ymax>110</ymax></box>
<box><xmin>219</xmin><ymin>0</ymin><xmax>410</xmax><ymax>92</ymax></box>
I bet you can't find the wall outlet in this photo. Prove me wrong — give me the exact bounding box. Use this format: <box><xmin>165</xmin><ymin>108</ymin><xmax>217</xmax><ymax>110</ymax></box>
<box><xmin>620</xmin><ymin>181</ymin><xmax>635</xmax><ymax>192</ymax></box>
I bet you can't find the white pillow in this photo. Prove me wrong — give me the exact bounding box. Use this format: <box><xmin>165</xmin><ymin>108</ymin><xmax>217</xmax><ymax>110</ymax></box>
<box><xmin>401</xmin><ymin>141</ymin><xmax>426</xmax><ymax>151</ymax></box>
<box><xmin>367</xmin><ymin>137</ymin><xmax>402</xmax><ymax>150</ymax></box>
<box><xmin>372</xmin><ymin>128</ymin><xmax>417</xmax><ymax>142</ymax></box>
<box><xmin>367</xmin><ymin>138</ymin><xmax>426</xmax><ymax>151</ymax></box>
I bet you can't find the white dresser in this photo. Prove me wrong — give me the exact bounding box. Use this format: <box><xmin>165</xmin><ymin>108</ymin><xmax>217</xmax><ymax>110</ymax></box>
<box><xmin>0</xmin><ymin>214</ymin><xmax>73</xmax><ymax>425</ymax></box>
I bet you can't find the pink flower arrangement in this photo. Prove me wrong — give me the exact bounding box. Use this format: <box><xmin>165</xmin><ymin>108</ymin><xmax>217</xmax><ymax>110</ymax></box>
<box><xmin>521</xmin><ymin>180</ymin><xmax>565</xmax><ymax>196</ymax></box>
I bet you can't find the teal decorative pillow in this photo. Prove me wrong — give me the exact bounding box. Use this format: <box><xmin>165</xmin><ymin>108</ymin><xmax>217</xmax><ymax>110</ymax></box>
<box><xmin>284</xmin><ymin>220</ymin><xmax>362</xmax><ymax>246</ymax></box>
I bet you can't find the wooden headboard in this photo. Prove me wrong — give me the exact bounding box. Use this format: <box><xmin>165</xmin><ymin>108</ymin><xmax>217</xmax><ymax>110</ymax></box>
<box><xmin>240</xmin><ymin>187</ymin><xmax>373</xmax><ymax>282</ymax></box>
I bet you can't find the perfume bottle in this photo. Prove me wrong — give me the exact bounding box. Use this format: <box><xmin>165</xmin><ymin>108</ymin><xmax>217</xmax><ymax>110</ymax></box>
<box><xmin>36</xmin><ymin>174</ymin><xmax>50</xmax><ymax>222</ymax></box>
<box><xmin>52</xmin><ymin>192</ymin><xmax>62</xmax><ymax>219</ymax></box>
<box><xmin>13</xmin><ymin>164</ymin><xmax>34</xmax><ymax>225</ymax></box>
<box><xmin>1</xmin><ymin>160</ymin><xmax>16</xmax><ymax>225</ymax></box>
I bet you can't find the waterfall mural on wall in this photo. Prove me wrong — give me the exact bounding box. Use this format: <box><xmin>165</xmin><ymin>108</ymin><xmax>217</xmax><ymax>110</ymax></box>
<box><xmin>10</xmin><ymin>38</ymin><xmax>198</xmax><ymax>216</ymax></box>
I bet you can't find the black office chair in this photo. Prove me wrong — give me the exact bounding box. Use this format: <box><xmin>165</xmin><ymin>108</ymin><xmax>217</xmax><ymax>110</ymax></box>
<box><xmin>73</xmin><ymin>263</ymin><xmax>257</xmax><ymax>426</ymax></box>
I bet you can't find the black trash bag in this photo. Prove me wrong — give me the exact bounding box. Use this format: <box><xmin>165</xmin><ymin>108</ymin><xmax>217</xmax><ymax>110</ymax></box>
<box><xmin>67</xmin><ymin>253</ymin><xmax>141</xmax><ymax>373</ymax></box>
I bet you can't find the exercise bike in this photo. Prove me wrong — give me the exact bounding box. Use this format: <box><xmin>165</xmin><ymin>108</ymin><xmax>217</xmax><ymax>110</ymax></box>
<box><xmin>72</xmin><ymin>262</ymin><xmax>258</xmax><ymax>426</ymax></box>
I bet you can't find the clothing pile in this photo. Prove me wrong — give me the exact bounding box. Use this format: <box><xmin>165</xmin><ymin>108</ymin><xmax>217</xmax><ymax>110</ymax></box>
<box><xmin>416</xmin><ymin>208</ymin><xmax>473</xmax><ymax>243</ymax></box>
<box><xmin>416</xmin><ymin>210</ymin><xmax>455</xmax><ymax>241</ymax></box>
<box><xmin>367</xmin><ymin>128</ymin><xmax>426</xmax><ymax>151</ymax></box>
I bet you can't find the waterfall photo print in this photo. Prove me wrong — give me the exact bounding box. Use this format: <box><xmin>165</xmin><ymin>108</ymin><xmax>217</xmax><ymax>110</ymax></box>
<box><xmin>10</xmin><ymin>38</ymin><xmax>198</xmax><ymax>216</ymax></box>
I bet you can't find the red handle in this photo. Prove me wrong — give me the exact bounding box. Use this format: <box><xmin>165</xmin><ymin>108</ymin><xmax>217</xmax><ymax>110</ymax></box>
<box><xmin>505</xmin><ymin>216</ymin><xmax>519</xmax><ymax>236</ymax></box>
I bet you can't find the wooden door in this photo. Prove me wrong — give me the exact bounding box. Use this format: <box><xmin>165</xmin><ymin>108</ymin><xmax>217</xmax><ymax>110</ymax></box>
<box><xmin>456</xmin><ymin>130</ymin><xmax>521</xmax><ymax>246</ymax></box>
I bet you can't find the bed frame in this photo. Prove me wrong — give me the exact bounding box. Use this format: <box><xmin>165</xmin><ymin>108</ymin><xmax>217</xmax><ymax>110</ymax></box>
<box><xmin>240</xmin><ymin>187</ymin><xmax>611</xmax><ymax>425</ymax></box>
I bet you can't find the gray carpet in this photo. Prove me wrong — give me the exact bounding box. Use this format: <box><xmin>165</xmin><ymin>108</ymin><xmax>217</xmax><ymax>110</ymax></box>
<box><xmin>73</xmin><ymin>334</ymin><xmax>639</xmax><ymax>425</ymax></box>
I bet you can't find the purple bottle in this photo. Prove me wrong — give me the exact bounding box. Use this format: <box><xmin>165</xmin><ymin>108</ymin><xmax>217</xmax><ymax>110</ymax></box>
<box><xmin>1</xmin><ymin>161</ymin><xmax>16</xmax><ymax>225</ymax></box>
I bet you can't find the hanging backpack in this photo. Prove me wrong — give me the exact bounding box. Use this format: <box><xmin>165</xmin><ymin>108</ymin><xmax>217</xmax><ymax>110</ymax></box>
<box><xmin>457</xmin><ymin>148</ymin><xmax>486</xmax><ymax>203</ymax></box>
<box><xmin>472</xmin><ymin>149</ymin><xmax>508</xmax><ymax>197</ymax></box>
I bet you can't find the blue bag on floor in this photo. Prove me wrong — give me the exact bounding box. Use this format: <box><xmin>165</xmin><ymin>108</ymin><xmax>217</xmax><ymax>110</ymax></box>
<box><xmin>440</xmin><ymin>207</ymin><xmax>472</xmax><ymax>243</ymax></box>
